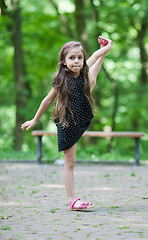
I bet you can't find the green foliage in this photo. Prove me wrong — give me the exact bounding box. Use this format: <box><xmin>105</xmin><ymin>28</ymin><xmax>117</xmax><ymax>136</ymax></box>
<box><xmin>0</xmin><ymin>0</ymin><xmax>148</xmax><ymax>161</ymax></box>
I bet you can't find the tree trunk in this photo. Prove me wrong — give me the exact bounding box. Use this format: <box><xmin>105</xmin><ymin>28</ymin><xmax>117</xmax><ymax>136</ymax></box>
<box><xmin>138</xmin><ymin>19</ymin><xmax>148</xmax><ymax>84</ymax></box>
<box><xmin>49</xmin><ymin>0</ymin><xmax>74</xmax><ymax>38</ymax></box>
<box><xmin>102</xmin><ymin>66</ymin><xmax>119</xmax><ymax>152</ymax></box>
<box><xmin>131</xmin><ymin>17</ymin><xmax>148</xmax><ymax>129</ymax></box>
<box><xmin>74</xmin><ymin>0</ymin><xmax>89</xmax><ymax>51</ymax></box>
<box><xmin>12</xmin><ymin>0</ymin><xmax>28</xmax><ymax>150</ymax></box>
<box><xmin>0</xmin><ymin>0</ymin><xmax>28</xmax><ymax>150</ymax></box>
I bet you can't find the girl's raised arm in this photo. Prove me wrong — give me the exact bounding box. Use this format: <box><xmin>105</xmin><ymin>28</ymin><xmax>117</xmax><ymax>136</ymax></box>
<box><xmin>87</xmin><ymin>38</ymin><xmax>113</xmax><ymax>68</ymax></box>
<box><xmin>87</xmin><ymin>38</ymin><xmax>113</xmax><ymax>92</ymax></box>
<box><xmin>21</xmin><ymin>87</ymin><xmax>57</xmax><ymax>131</ymax></box>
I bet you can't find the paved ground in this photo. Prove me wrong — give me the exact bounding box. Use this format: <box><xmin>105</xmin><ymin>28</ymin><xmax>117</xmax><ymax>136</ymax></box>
<box><xmin>0</xmin><ymin>162</ymin><xmax>148</xmax><ymax>240</ymax></box>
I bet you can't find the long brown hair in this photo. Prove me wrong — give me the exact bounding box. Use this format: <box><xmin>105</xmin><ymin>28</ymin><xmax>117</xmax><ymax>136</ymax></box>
<box><xmin>52</xmin><ymin>41</ymin><xmax>94</xmax><ymax>128</ymax></box>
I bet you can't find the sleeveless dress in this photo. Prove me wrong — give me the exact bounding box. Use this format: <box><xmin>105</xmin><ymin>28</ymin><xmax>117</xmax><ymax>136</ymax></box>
<box><xmin>54</xmin><ymin>74</ymin><xmax>94</xmax><ymax>152</ymax></box>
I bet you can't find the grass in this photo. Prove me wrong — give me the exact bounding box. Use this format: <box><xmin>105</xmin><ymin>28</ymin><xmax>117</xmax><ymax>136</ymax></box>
<box><xmin>131</xmin><ymin>172</ymin><xmax>136</xmax><ymax>176</ymax></box>
<box><xmin>0</xmin><ymin>138</ymin><xmax>148</xmax><ymax>165</ymax></box>
<box><xmin>0</xmin><ymin>148</ymin><xmax>142</xmax><ymax>164</ymax></box>
<box><xmin>118</xmin><ymin>226</ymin><xmax>130</xmax><ymax>229</ymax></box>
<box><xmin>0</xmin><ymin>215</ymin><xmax>13</xmax><ymax>219</ymax></box>
<box><xmin>92</xmin><ymin>225</ymin><xmax>98</xmax><ymax>228</ymax></box>
<box><xmin>110</xmin><ymin>206</ymin><xmax>120</xmax><ymax>209</ymax></box>
<box><xmin>104</xmin><ymin>173</ymin><xmax>110</xmax><ymax>178</ymax></box>
<box><xmin>49</xmin><ymin>208</ymin><xmax>60</xmax><ymax>213</ymax></box>
<box><xmin>2</xmin><ymin>225</ymin><xmax>11</xmax><ymax>230</ymax></box>
<box><xmin>0</xmin><ymin>149</ymin><xmax>37</xmax><ymax>161</ymax></box>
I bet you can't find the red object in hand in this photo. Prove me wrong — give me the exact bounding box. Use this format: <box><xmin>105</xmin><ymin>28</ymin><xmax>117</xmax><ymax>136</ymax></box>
<box><xmin>98</xmin><ymin>36</ymin><xmax>108</xmax><ymax>47</ymax></box>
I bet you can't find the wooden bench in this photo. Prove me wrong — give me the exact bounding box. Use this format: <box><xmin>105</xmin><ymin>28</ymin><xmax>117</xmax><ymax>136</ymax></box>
<box><xmin>31</xmin><ymin>131</ymin><xmax>144</xmax><ymax>166</ymax></box>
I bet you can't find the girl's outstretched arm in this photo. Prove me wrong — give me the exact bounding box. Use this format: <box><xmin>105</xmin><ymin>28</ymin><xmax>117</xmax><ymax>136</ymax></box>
<box><xmin>21</xmin><ymin>87</ymin><xmax>57</xmax><ymax>131</ymax></box>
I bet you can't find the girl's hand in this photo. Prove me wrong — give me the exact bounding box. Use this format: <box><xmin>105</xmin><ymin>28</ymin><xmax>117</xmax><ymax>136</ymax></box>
<box><xmin>21</xmin><ymin>119</ymin><xmax>37</xmax><ymax>131</ymax></box>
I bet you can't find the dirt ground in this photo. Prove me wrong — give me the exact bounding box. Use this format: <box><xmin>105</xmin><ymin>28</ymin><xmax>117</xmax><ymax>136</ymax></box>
<box><xmin>0</xmin><ymin>162</ymin><xmax>148</xmax><ymax>240</ymax></box>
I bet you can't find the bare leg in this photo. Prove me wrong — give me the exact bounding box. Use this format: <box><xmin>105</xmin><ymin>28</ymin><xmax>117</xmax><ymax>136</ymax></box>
<box><xmin>64</xmin><ymin>144</ymin><xmax>76</xmax><ymax>202</ymax></box>
<box><xmin>64</xmin><ymin>144</ymin><xmax>94</xmax><ymax>209</ymax></box>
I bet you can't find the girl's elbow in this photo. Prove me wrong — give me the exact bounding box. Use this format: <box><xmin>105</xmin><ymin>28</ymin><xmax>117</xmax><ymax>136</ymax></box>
<box><xmin>90</xmin><ymin>79</ymin><xmax>96</xmax><ymax>91</ymax></box>
<box><xmin>42</xmin><ymin>97</ymin><xmax>51</xmax><ymax>107</ymax></box>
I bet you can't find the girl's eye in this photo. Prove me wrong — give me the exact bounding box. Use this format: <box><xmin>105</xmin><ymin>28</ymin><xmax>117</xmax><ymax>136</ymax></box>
<box><xmin>70</xmin><ymin>56</ymin><xmax>74</xmax><ymax>60</ymax></box>
<box><xmin>78</xmin><ymin>56</ymin><xmax>82</xmax><ymax>59</ymax></box>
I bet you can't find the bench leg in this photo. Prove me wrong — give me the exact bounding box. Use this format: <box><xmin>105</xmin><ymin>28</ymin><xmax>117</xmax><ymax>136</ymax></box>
<box><xmin>37</xmin><ymin>136</ymin><xmax>42</xmax><ymax>164</ymax></box>
<box><xmin>135</xmin><ymin>138</ymin><xmax>140</xmax><ymax>166</ymax></box>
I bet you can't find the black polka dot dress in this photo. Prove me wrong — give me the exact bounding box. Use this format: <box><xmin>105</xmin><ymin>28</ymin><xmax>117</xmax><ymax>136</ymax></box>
<box><xmin>54</xmin><ymin>74</ymin><xmax>94</xmax><ymax>152</ymax></box>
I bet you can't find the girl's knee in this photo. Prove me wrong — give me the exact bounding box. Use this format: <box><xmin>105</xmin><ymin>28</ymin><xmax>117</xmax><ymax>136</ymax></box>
<box><xmin>64</xmin><ymin>153</ymin><xmax>75</xmax><ymax>168</ymax></box>
<box><xmin>64</xmin><ymin>145</ymin><xmax>76</xmax><ymax>169</ymax></box>
<box><xmin>65</xmin><ymin>158</ymin><xmax>75</xmax><ymax>169</ymax></box>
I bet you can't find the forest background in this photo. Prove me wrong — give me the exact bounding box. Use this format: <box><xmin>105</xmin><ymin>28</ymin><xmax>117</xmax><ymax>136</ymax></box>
<box><xmin>0</xmin><ymin>0</ymin><xmax>148</xmax><ymax>163</ymax></box>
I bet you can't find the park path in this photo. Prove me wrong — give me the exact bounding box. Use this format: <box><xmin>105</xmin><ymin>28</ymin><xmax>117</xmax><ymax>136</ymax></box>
<box><xmin>0</xmin><ymin>162</ymin><xmax>148</xmax><ymax>240</ymax></box>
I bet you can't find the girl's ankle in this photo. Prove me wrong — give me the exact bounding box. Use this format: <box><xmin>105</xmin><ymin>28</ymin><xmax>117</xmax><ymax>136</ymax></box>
<box><xmin>69</xmin><ymin>197</ymin><xmax>77</xmax><ymax>203</ymax></box>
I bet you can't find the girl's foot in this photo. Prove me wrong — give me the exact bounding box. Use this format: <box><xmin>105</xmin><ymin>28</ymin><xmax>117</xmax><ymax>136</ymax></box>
<box><xmin>98</xmin><ymin>36</ymin><xmax>108</xmax><ymax>48</ymax></box>
<box><xmin>69</xmin><ymin>198</ymin><xmax>94</xmax><ymax>211</ymax></box>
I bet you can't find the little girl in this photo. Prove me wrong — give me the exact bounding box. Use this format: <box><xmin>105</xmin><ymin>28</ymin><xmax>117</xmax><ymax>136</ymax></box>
<box><xmin>21</xmin><ymin>37</ymin><xmax>113</xmax><ymax>210</ymax></box>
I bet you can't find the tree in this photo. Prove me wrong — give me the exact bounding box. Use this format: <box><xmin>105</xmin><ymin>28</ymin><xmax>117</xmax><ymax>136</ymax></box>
<box><xmin>0</xmin><ymin>0</ymin><xmax>29</xmax><ymax>150</ymax></box>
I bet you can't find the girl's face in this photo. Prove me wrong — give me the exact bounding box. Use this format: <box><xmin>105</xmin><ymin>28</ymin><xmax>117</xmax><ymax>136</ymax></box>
<box><xmin>64</xmin><ymin>46</ymin><xmax>84</xmax><ymax>77</ymax></box>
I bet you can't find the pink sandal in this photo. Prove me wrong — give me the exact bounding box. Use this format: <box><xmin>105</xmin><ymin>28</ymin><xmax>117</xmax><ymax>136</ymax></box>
<box><xmin>98</xmin><ymin>36</ymin><xmax>108</xmax><ymax>48</ymax></box>
<box><xmin>69</xmin><ymin>198</ymin><xmax>94</xmax><ymax>211</ymax></box>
